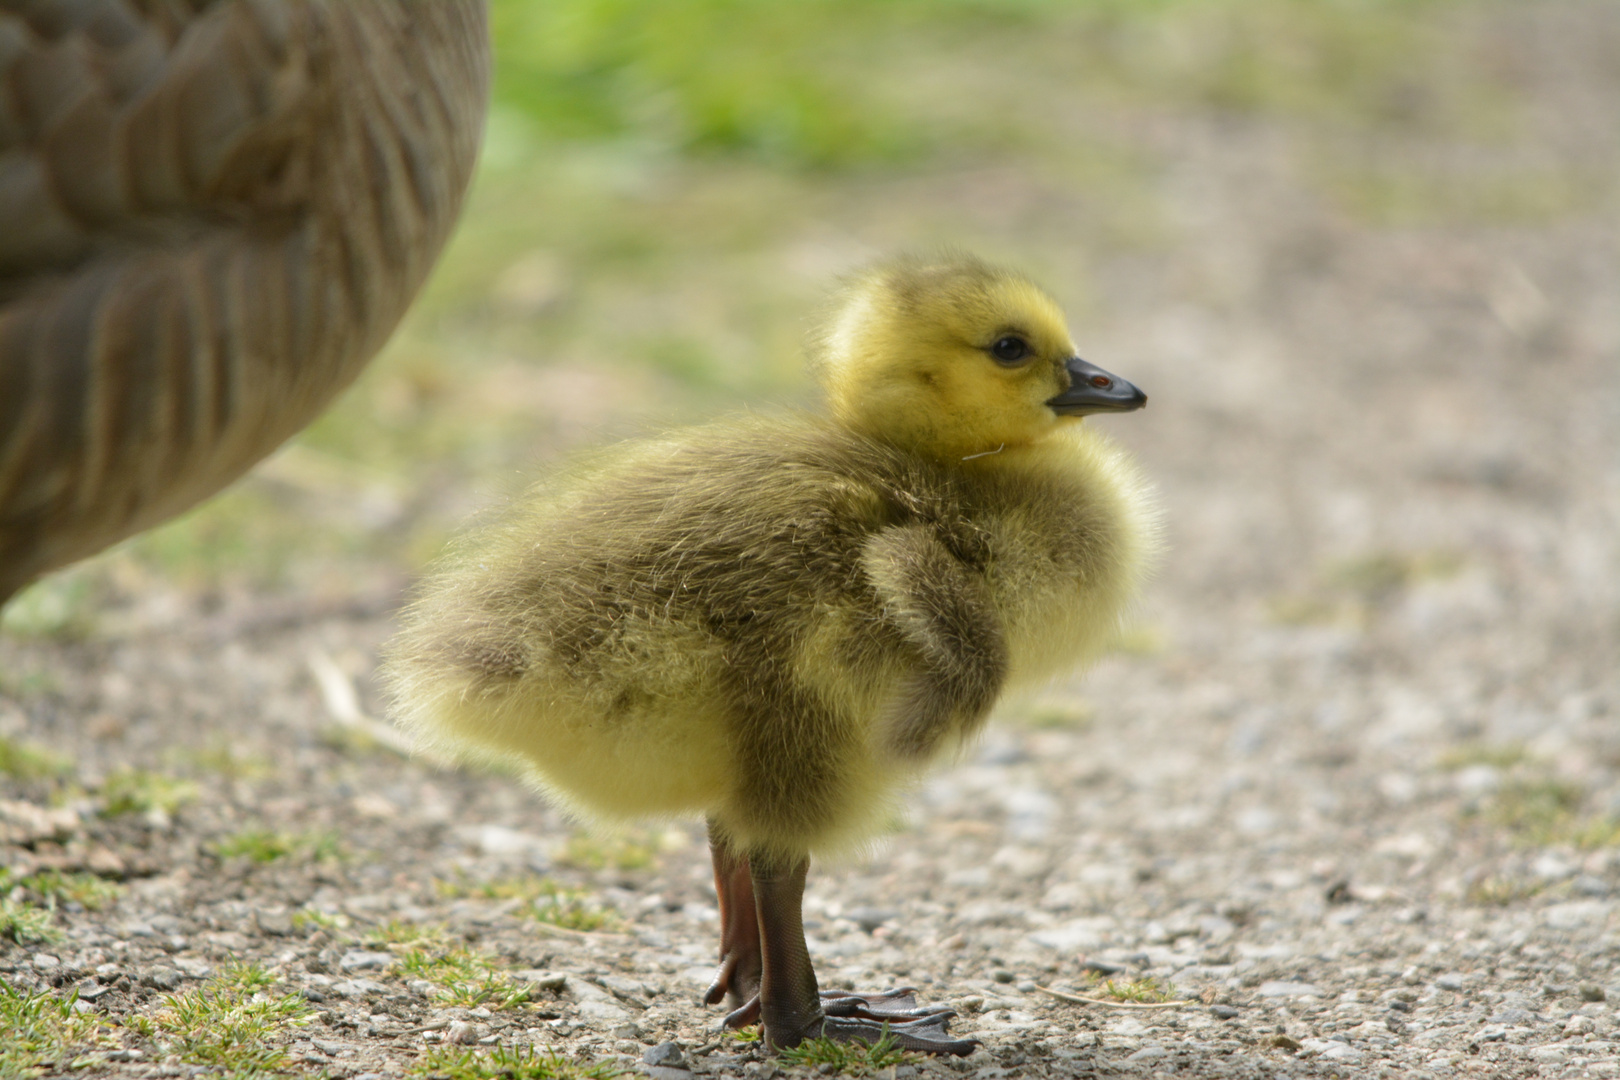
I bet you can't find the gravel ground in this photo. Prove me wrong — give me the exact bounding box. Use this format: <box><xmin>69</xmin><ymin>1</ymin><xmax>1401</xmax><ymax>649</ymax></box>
<box><xmin>3</xmin><ymin>3</ymin><xmax>1619</xmax><ymax>1079</ymax></box>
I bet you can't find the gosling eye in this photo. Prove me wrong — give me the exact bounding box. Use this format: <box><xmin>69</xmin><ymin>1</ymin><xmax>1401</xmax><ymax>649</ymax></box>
<box><xmin>989</xmin><ymin>335</ymin><xmax>1030</xmax><ymax>365</ymax></box>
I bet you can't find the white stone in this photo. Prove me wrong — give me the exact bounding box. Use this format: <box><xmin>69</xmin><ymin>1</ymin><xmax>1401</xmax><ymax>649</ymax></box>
<box><xmin>1028</xmin><ymin>917</ymin><xmax>1114</xmax><ymax>952</ymax></box>
<box><xmin>1546</xmin><ymin>901</ymin><xmax>1611</xmax><ymax>930</ymax></box>
<box><xmin>454</xmin><ymin>824</ymin><xmax>551</xmax><ymax>867</ymax></box>
<box><xmin>577</xmin><ymin>998</ymin><xmax>632</xmax><ymax>1025</ymax></box>
<box><xmin>1453</xmin><ymin>765</ymin><xmax>1501</xmax><ymax>797</ymax></box>
<box><xmin>174</xmin><ymin>957</ymin><xmax>213</xmax><ymax>978</ymax></box>
<box><xmin>330</xmin><ymin>978</ymin><xmax>385</xmax><ymax>998</ymax></box>
<box><xmin>1533</xmin><ymin>853</ymin><xmax>1578</xmax><ymax>880</ymax></box>
<box><xmin>339</xmin><ymin>950</ymin><xmax>395</xmax><ymax>972</ymax></box>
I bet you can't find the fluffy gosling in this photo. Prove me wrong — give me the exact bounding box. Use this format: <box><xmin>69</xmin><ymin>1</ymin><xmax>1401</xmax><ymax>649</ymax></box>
<box><xmin>383</xmin><ymin>253</ymin><xmax>1158</xmax><ymax>1054</ymax></box>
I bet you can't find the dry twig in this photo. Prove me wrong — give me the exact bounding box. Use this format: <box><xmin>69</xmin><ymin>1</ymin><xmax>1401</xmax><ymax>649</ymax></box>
<box><xmin>1034</xmin><ymin>984</ymin><xmax>1195</xmax><ymax>1010</ymax></box>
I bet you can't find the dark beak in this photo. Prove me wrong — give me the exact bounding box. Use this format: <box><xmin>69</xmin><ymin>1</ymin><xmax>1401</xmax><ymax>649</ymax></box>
<box><xmin>1046</xmin><ymin>356</ymin><xmax>1147</xmax><ymax>416</ymax></box>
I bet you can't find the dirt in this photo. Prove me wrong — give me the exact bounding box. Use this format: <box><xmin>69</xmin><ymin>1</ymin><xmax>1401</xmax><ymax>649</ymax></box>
<box><xmin>3</xmin><ymin>3</ymin><xmax>1619</xmax><ymax>1078</ymax></box>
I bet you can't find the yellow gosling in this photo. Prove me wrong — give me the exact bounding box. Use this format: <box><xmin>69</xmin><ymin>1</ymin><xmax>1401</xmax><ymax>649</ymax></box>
<box><xmin>382</xmin><ymin>251</ymin><xmax>1159</xmax><ymax>1054</ymax></box>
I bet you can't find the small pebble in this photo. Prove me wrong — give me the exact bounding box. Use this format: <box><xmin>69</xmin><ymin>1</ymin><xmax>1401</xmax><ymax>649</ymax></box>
<box><xmin>174</xmin><ymin>957</ymin><xmax>212</xmax><ymax>978</ymax></box>
<box><xmin>1581</xmin><ymin>983</ymin><xmax>1607</xmax><ymax>1002</ymax></box>
<box><xmin>339</xmin><ymin>950</ymin><xmax>395</xmax><ymax>972</ymax></box>
<box><xmin>76</xmin><ymin>980</ymin><xmax>111</xmax><ymax>1001</ymax></box>
<box><xmin>645</xmin><ymin>1042</ymin><xmax>686</xmax><ymax>1068</ymax></box>
<box><xmin>255</xmin><ymin>910</ymin><xmax>294</xmax><ymax>936</ymax></box>
<box><xmin>845</xmin><ymin>907</ymin><xmax>899</xmax><ymax>932</ymax></box>
<box><xmin>331</xmin><ymin>978</ymin><xmax>386</xmax><ymax>998</ymax></box>
<box><xmin>141</xmin><ymin>967</ymin><xmax>183</xmax><ymax>990</ymax></box>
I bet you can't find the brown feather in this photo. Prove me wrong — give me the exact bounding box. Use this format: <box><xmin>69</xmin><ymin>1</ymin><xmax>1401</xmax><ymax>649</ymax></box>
<box><xmin>0</xmin><ymin>0</ymin><xmax>489</xmax><ymax>605</ymax></box>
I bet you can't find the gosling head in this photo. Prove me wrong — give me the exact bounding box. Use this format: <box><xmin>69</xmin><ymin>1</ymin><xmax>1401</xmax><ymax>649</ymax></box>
<box><xmin>813</xmin><ymin>253</ymin><xmax>1145</xmax><ymax>462</ymax></box>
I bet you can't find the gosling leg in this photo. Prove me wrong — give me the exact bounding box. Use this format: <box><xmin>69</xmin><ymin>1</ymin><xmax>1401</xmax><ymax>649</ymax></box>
<box><xmin>750</xmin><ymin>851</ymin><xmax>977</xmax><ymax>1056</ymax></box>
<box><xmin>704</xmin><ymin>824</ymin><xmax>762</xmax><ymax>1020</ymax></box>
<box><xmin>705</xmin><ymin>841</ymin><xmax>945</xmax><ymax>1033</ymax></box>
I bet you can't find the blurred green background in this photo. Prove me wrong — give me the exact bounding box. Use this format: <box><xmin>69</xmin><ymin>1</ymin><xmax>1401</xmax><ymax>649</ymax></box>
<box><xmin>2</xmin><ymin>0</ymin><xmax>1605</xmax><ymax>634</ymax></box>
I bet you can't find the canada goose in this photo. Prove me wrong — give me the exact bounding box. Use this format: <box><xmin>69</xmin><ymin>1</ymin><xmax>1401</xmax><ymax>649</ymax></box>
<box><xmin>0</xmin><ymin>0</ymin><xmax>489</xmax><ymax>608</ymax></box>
<box><xmin>383</xmin><ymin>253</ymin><xmax>1157</xmax><ymax>1053</ymax></box>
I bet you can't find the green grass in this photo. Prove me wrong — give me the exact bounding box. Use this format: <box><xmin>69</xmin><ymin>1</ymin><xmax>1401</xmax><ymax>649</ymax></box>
<box><xmin>1324</xmin><ymin>550</ymin><xmax>1462</xmax><ymax>601</ymax></box>
<box><xmin>1466</xmin><ymin>875</ymin><xmax>1545</xmax><ymax>907</ymax></box>
<box><xmin>490</xmin><ymin>0</ymin><xmax>935</xmax><ymax>170</ymax></box>
<box><xmin>1438</xmin><ymin>742</ymin><xmax>1528</xmax><ymax>772</ymax></box>
<box><xmin>171</xmin><ymin>743</ymin><xmax>274</xmax><ymax>781</ymax></box>
<box><xmin>487</xmin><ymin>0</ymin><xmax>1514</xmax><ymax>173</ymax></box>
<box><xmin>365</xmin><ymin>919</ymin><xmax>452</xmax><ymax>949</ymax></box>
<box><xmin>1085</xmin><ymin>975</ymin><xmax>1180</xmax><ymax>1004</ymax></box>
<box><xmin>1472</xmin><ymin>779</ymin><xmax>1620</xmax><ymax>850</ymax></box>
<box><xmin>99</xmin><ymin>768</ymin><xmax>198</xmax><ymax>818</ymax></box>
<box><xmin>0</xmin><ymin>984</ymin><xmax>113</xmax><ymax>1077</ymax></box>
<box><xmin>0</xmin><ymin>575</ymin><xmax>98</xmax><ymax>641</ymax></box>
<box><xmin>1020</xmin><ymin>701</ymin><xmax>1096</xmax><ymax>731</ymax></box>
<box><xmin>559</xmin><ymin>832</ymin><xmax>659</xmax><ymax>872</ymax></box>
<box><xmin>0</xmin><ymin>736</ymin><xmax>70</xmax><ymax>781</ymax></box>
<box><xmin>436</xmin><ymin>874</ymin><xmax>617</xmax><ymax>932</ymax></box>
<box><xmin>396</xmin><ymin>944</ymin><xmax>537</xmax><ymax>1011</ymax></box>
<box><xmin>213</xmin><ymin>827</ymin><xmax>343</xmax><ymax>864</ymax></box>
<box><xmin>0</xmin><ymin>869</ymin><xmax>122</xmax><ymax>912</ymax></box>
<box><xmin>291</xmin><ymin>908</ymin><xmax>349</xmax><ymax>933</ymax></box>
<box><xmin>776</xmin><ymin>1030</ymin><xmax>913</xmax><ymax>1073</ymax></box>
<box><xmin>0</xmin><ymin>897</ymin><xmax>62</xmax><ymax>944</ymax></box>
<box><xmin>414</xmin><ymin>1043</ymin><xmax>622</xmax><ymax>1080</ymax></box>
<box><xmin>1269</xmin><ymin>549</ymin><xmax>1464</xmax><ymax>627</ymax></box>
<box><xmin>145</xmin><ymin>963</ymin><xmax>313</xmax><ymax>1073</ymax></box>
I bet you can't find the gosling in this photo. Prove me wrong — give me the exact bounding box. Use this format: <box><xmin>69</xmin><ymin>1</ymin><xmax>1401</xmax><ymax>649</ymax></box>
<box><xmin>382</xmin><ymin>253</ymin><xmax>1157</xmax><ymax>1054</ymax></box>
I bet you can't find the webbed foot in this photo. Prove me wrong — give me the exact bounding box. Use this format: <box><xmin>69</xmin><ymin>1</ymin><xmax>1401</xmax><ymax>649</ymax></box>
<box><xmin>820</xmin><ymin>986</ymin><xmax>955</xmax><ymax>1022</ymax></box>
<box><xmin>721</xmin><ymin>988</ymin><xmax>957</xmax><ymax>1036</ymax></box>
<box><xmin>804</xmin><ymin>1012</ymin><xmax>978</xmax><ymax>1057</ymax></box>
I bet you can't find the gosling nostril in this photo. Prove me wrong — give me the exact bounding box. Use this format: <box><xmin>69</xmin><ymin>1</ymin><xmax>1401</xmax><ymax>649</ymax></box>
<box><xmin>1090</xmin><ymin>375</ymin><xmax>1112</xmax><ymax>388</ymax></box>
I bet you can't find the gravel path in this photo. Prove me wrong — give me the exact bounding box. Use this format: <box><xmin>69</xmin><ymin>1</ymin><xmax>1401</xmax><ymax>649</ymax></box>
<box><xmin>3</xmin><ymin>3</ymin><xmax>1618</xmax><ymax>1078</ymax></box>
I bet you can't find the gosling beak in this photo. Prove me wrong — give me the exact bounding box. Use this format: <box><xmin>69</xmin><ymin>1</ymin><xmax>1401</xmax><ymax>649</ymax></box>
<box><xmin>1047</xmin><ymin>356</ymin><xmax>1147</xmax><ymax>416</ymax></box>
